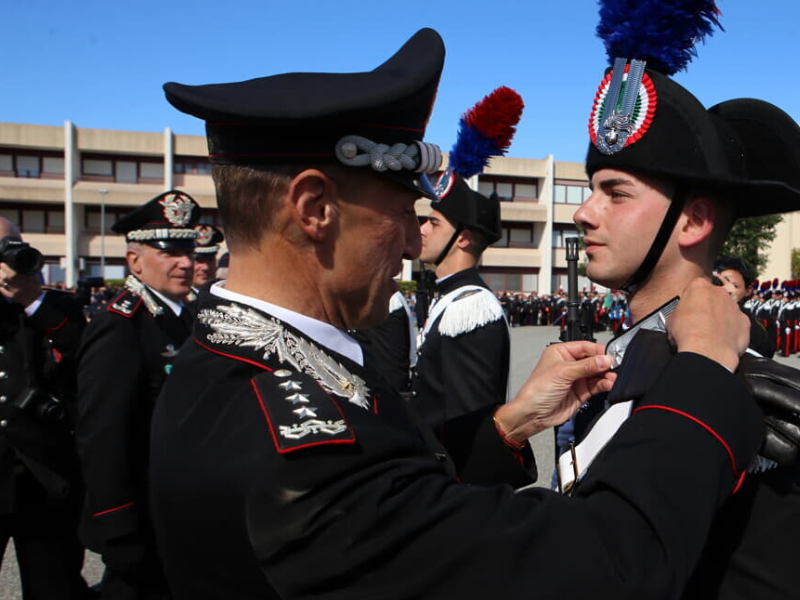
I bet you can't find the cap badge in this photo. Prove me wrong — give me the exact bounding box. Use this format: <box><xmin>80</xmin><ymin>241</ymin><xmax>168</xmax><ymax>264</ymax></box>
<box><xmin>590</xmin><ymin>58</ymin><xmax>657</xmax><ymax>155</ymax></box>
<box><xmin>195</xmin><ymin>225</ymin><xmax>214</xmax><ymax>246</ymax></box>
<box><xmin>159</xmin><ymin>192</ymin><xmax>195</xmax><ymax>226</ymax></box>
<box><xmin>433</xmin><ymin>168</ymin><xmax>455</xmax><ymax>199</ymax></box>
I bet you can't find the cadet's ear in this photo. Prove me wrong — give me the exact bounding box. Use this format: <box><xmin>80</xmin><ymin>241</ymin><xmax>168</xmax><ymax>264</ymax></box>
<box><xmin>288</xmin><ymin>169</ymin><xmax>338</xmax><ymax>242</ymax></box>
<box><xmin>678</xmin><ymin>196</ymin><xmax>715</xmax><ymax>248</ymax></box>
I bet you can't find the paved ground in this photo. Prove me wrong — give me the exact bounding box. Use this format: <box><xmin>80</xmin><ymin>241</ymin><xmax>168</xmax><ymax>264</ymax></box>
<box><xmin>2</xmin><ymin>324</ymin><xmax>797</xmax><ymax>598</ymax></box>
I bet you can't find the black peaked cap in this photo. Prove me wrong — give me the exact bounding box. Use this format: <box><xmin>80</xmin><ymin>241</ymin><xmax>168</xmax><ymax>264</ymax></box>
<box><xmin>113</xmin><ymin>190</ymin><xmax>201</xmax><ymax>249</ymax></box>
<box><xmin>163</xmin><ymin>28</ymin><xmax>445</xmax><ymax>200</ymax></box>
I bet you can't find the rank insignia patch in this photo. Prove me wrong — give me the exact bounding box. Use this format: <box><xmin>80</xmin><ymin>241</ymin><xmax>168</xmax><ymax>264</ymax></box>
<box><xmin>108</xmin><ymin>291</ymin><xmax>142</xmax><ymax>318</ymax></box>
<box><xmin>251</xmin><ymin>370</ymin><xmax>356</xmax><ymax>454</ymax></box>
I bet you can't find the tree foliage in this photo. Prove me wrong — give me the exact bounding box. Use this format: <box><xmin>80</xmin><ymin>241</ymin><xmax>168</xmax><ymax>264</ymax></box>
<box><xmin>791</xmin><ymin>248</ymin><xmax>800</xmax><ymax>279</ymax></box>
<box><xmin>718</xmin><ymin>215</ymin><xmax>783</xmax><ymax>278</ymax></box>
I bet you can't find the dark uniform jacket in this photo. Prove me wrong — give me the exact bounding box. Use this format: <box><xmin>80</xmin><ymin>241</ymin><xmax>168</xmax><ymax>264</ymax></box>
<box><xmin>569</xmin><ymin>316</ymin><xmax>799</xmax><ymax>600</ymax></box>
<box><xmin>352</xmin><ymin>291</ymin><xmax>414</xmax><ymax>394</ymax></box>
<box><xmin>0</xmin><ymin>291</ymin><xmax>85</xmax><ymax>512</ymax></box>
<box><xmin>411</xmin><ymin>267</ymin><xmax>509</xmax><ymax>436</ymax></box>
<box><xmin>150</xmin><ymin>288</ymin><xmax>764</xmax><ymax>600</ymax></box>
<box><xmin>76</xmin><ymin>277</ymin><xmax>192</xmax><ymax>554</ymax></box>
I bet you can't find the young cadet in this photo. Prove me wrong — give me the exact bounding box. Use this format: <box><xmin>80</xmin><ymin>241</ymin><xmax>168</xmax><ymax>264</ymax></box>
<box><xmin>76</xmin><ymin>190</ymin><xmax>200</xmax><ymax>599</ymax></box>
<box><xmin>412</xmin><ymin>88</ymin><xmax>522</xmax><ymax>436</ymax></box>
<box><xmin>149</xmin><ymin>28</ymin><xmax>764</xmax><ymax>600</ymax></box>
<box><xmin>560</xmin><ymin>3</ymin><xmax>800</xmax><ymax>599</ymax></box>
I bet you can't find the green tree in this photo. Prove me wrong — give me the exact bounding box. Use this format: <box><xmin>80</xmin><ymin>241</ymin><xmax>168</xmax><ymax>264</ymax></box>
<box><xmin>791</xmin><ymin>248</ymin><xmax>800</xmax><ymax>279</ymax></box>
<box><xmin>718</xmin><ymin>215</ymin><xmax>783</xmax><ymax>278</ymax></box>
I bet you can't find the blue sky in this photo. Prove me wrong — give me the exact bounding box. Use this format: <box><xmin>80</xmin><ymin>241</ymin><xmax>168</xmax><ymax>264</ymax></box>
<box><xmin>3</xmin><ymin>0</ymin><xmax>799</xmax><ymax>163</ymax></box>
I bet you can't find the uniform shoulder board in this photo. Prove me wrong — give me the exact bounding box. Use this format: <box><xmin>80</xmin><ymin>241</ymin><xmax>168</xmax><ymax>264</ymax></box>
<box><xmin>251</xmin><ymin>369</ymin><xmax>357</xmax><ymax>454</ymax></box>
<box><xmin>439</xmin><ymin>288</ymin><xmax>505</xmax><ymax>338</ymax></box>
<box><xmin>107</xmin><ymin>290</ymin><xmax>143</xmax><ymax>318</ymax></box>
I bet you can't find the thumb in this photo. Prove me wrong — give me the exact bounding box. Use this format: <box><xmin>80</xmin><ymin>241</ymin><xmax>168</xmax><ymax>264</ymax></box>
<box><xmin>559</xmin><ymin>354</ymin><xmax>612</xmax><ymax>383</ymax></box>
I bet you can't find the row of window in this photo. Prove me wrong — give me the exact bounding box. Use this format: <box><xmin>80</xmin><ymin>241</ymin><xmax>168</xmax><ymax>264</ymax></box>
<box><xmin>0</xmin><ymin>150</ymin><xmax>212</xmax><ymax>182</ymax></box>
<box><xmin>0</xmin><ymin>204</ymin><xmax>220</xmax><ymax>234</ymax></box>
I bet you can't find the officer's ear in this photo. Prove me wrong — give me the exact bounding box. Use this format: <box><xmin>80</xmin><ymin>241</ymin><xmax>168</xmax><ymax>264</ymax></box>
<box><xmin>126</xmin><ymin>244</ymin><xmax>144</xmax><ymax>275</ymax></box>
<box><xmin>287</xmin><ymin>169</ymin><xmax>338</xmax><ymax>243</ymax></box>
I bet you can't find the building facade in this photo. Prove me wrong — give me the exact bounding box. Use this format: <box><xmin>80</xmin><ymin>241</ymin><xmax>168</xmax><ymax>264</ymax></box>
<box><xmin>1</xmin><ymin>120</ymin><xmax>796</xmax><ymax>292</ymax></box>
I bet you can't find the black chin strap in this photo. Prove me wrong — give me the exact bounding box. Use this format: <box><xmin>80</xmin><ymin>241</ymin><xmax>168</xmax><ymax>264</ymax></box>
<box><xmin>434</xmin><ymin>224</ymin><xmax>464</xmax><ymax>267</ymax></box>
<box><xmin>620</xmin><ymin>186</ymin><xmax>690</xmax><ymax>295</ymax></box>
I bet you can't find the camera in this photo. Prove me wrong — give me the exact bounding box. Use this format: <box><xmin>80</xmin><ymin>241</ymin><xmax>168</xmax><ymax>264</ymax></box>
<box><xmin>13</xmin><ymin>388</ymin><xmax>66</xmax><ymax>423</ymax></box>
<box><xmin>0</xmin><ymin>235</ymin><xmax>44</xmax><ymax>275</ymax></box>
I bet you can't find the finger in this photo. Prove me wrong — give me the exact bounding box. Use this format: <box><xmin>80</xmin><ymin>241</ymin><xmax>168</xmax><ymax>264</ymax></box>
<box><xmin>556</xmin><ymin>341</ymin><xmax>608</xmax><ymax>361</ymax></box>
<box><xmin>559</xmin><ymin>354</ymin><xmax>613</xmax><ymax>382</ymax></box>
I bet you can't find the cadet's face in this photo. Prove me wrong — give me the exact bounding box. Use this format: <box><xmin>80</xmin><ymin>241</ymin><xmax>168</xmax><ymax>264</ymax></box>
<box><xmin>193</xmin><ymin>255</ymin><xmax>217</xmax><ymax>287</ymax></box>
<box><xmin>574</xmin><ymin>168</ymin><xmax>673</xmax><ymax>290</ymax></box>
<box><xmin>129</xmin><ymin>245</ymin><xmax>194</xmax><ymax>301</ymax></box>
<box><xmin>332</xmin><ymin>177</ymin><xmax>421</xmax><ymax>329</ymax></box>
<box><xmin>418</xmin><ymin>209</ymin><xmax>457</xmax><ymax>264</ymax></box>
<box><xmin>718</xmin><ymin>269</ymin><xmax>747</xmax><ymax>303</ymax></box>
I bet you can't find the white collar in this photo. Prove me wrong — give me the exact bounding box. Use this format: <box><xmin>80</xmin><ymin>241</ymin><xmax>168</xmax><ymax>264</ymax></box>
<box><xmin>209</xmin><ymin>281</ymin><xmax>363</xmax><ymax>366</ymax></box>
<box><xmin>147</xmin><ymin>286</ymin><xmax>184</xmax><ymax>317</ymax></box>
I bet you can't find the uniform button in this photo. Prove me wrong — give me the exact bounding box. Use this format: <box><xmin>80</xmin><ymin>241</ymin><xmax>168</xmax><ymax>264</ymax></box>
<box><xmin>411</xmin><ymin>391</ymin><xmax>418</xmax><ymax>397</ymax></box>
<box><xmin>0</xmin><ymin>372</ymin><xmax>6</xmax><ymax>379</ymax></box>
<box><xmin>0</xmin><ymin>420</ymin><xmax>7</xmax><ymax>428</ymax></box>
<box><xmin>0</xmin><ymin>346</ymin><xmax>5</xmax><ymax>354</ymax></box>
<box><xmin>0</xmin><ymin>396</ymin><xmax>6</xmax><ymax>403</ymax></box>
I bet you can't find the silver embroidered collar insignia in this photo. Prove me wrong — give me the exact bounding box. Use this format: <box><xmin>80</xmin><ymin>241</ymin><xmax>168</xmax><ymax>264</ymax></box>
<box><xmin>124</xmin><ymin>275</ymin><xmax>164</xmax><ymax>317</ymax></box>
<box><xmin>198</xmin><ymin>303</ymin><xmax>371</xmax><ymax>410</ymax></box>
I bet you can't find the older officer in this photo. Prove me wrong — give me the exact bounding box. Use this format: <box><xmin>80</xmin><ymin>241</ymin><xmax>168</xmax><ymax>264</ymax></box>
<box><xmin>187</xmin><ymin>224</ymin><xmax>224</xmax><ymax>304</ymax></box>
<box><xmin>150</xmin><ymin>28</ymin><xmax>763</xmax><ymax>600</ymax></box>
<box><xmin>77</xmin><ymin>190</ymin><xmax>200</xmax><ymax>599</ymax></box>
<box><xmin>0</xmin><ymin>217</ymin><xmax>92</xmax><ymax>599</ymax></box>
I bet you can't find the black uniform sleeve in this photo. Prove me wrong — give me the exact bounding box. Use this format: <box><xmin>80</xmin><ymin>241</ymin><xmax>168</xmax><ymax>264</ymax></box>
<box><xmin>76</xmin><ymin>310</ymin><xmax>145</xmax><ymax>544</ymax></box>
<box><xmin>247</xmin><ymin>352</ymin><xmax>763</xmax><ymax>600</ymax></box>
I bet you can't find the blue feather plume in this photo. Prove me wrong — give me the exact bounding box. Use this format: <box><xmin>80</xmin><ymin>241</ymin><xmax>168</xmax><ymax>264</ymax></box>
<box><xmin>449</xmin><ymin>123</ymin><xmax>502</xmax><ymax>179</ymax></box>
<box><xmin>597</xmin><ymin>0</ymin><xmax>723</xmax><ymax>75</ymax></box>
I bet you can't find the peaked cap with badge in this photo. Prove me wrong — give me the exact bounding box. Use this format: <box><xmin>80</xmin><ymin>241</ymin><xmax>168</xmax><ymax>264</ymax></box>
<box><xmin>193</xmin><ymin>224</ymin><xmax>224</xmax><ymax>256</ymax></box>
<box><xmin>429</xmin><ymin>87</ymin><xmax>524</xmax><ymax>264</ymax></box>
<box><xmin>112</xmin><ymin>189</ymin><xmax>201</xmax><ymax>249</ymax></box>
<box><xmin>163</xmin><ymin>28</ymin><xmax>445</xmax><ymax>201</ymax></box>
<box><xmin>586</xmin><ymin>0</ymin><xmax>800</xmax><ymax>293</ymax></box>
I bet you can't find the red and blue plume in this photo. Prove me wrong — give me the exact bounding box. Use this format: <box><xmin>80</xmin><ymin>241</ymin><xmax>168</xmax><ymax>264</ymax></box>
<box><xmin>448</xmin><ymin>86</ymin><xmax>524</xmax><ymax>179</ymax></box>
<box><xmin>597</xmin><ymin>0</ymin><xmax>723</xmax><ymax>75</ymax></box>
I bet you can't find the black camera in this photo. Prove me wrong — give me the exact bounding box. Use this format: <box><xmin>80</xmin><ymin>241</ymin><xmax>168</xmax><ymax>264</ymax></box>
<box><xmin>0</xmin><ymin>235</ymin><xmax>44</xmax><ymax>275</ymax></box>
<box><xmin>13</xmin><ymin>388</ymin><xmax>66</xmax><ymax>423</ymax></box>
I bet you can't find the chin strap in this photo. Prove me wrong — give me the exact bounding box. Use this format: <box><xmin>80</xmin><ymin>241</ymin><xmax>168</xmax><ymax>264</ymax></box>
<box><xmin>433</xmin><ymin>224</ymin><xmax>464</xmax><ymax>267</ymax></box>
<box><xmin>620</xmin><ymin>186</ymin><xmax>690</xmax><ymax>295</ymax></box>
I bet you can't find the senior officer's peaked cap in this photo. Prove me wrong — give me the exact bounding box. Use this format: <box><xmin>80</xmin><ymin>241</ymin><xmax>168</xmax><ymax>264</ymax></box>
<box><xmin>163</xmin><ymin>28</ymin><xmax>445</xmax><ymax>200</ymax></box>
<box><xmin>193</xmin><ymin>224</ymin><xmax>224</xmax><ymax>256</ymax></box>
<box><xmin>112</xmin><ymin>190</ymin><xmax>201</xmax><ymax>249</ymax></box>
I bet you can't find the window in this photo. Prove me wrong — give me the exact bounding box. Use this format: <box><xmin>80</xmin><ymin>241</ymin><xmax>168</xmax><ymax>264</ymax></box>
<box><xmin>174</xmin><ymin>156</ymin><xmax>212</xmax><ymax>175</ymax></box>
<box><xmin>552</xmin><ymin>227</ymin><xmax>580</xmax><ymax>248</ymax></box>
<box><xmin>21</xmin><ymin>210</ymin><xmax>45</xmax><ymax>233</ymax></box>
<box><xmin>492</xmin><ymin>223</ymin><xmax>535</xmax><ymax>248</ymax></box>
<box><xmin>0</xmin><ymin>155</ymin><xmax>12</xmax><ymax>171</ymax></box>
<box><xmin>16</xmin><ymin>156</ymin><xmax>40</xmax><ymax>178</ymax></box>
<box><xmin>84</xmin><ymin>159</ymin><xmax>113</xmax><ymax>176</ymax></box>
<box><xmin>479</xmin><ymin>177</ymin><xmax>539</xmax><ymax>202</ymax></box>
<box><xmin>140</xmin><ymin>162</ymin><xmax>164</xmax><ymax>179</ymax></box>
<box><xmin>116</xmin><ymin>161</ymin><xmax>137</xmax><ymax>183</ymax></box>
<box><xmin>43</xmin><ymin>157</ymin><xmax>64</xmax><ymax>174</ymax></box>
<box><xmin>554</xmin><ymin>182</ymin><xmax>590</xmax><ymax>204</ymax></box>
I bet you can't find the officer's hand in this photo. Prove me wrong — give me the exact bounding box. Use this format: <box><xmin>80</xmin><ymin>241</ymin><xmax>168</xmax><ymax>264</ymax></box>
<box><xmin>0</xmin><ymin>261</ymin><xmax>42</xmax><ymax>307</ymax></box>
<box><xmin>737</xmin><ymin>353</ymin><xmax>800</xmax><ymax>465</ymax></box>
<box><xmin>496</xmin><ymin>341</ymin><xmax>616</xmax><ymax>442</ymax></box>
<box><xmin>667</xmin><ymin>277</ymin><xmax>748</xmax><ymax>372</ymax></box>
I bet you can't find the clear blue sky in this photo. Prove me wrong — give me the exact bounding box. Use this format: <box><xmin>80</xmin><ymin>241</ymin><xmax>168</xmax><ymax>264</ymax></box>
<box><xmin>3</xmin><ymin>0</ymin><xmax>799</xmax><ymax>163</ymax></box>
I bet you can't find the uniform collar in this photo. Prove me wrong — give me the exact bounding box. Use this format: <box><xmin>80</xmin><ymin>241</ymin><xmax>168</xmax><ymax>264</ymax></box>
<box><xmin>435</xmin><ymin>267</ymin><xmax>487</xmax><ymax>296</ymax></box>
<box><xmin>209</xmin><ymin>281</ymin><xmax>363</xmax><ymax>366</ymax></box>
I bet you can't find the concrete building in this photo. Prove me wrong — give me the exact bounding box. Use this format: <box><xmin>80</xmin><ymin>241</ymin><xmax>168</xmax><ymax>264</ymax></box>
<box><xmin>1</xmin><ymin>120</ymin><xmax>796</xmax><ymax>292</ymax></box>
